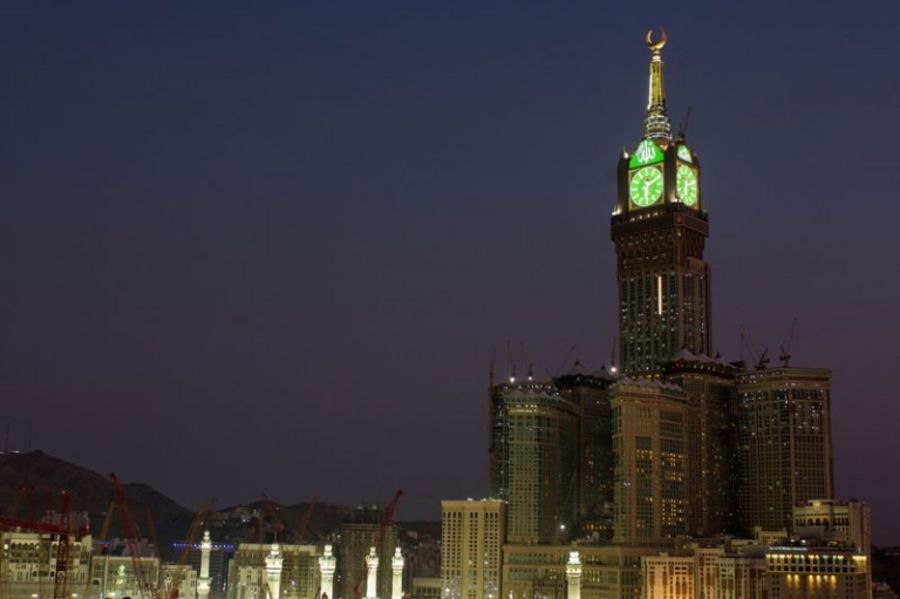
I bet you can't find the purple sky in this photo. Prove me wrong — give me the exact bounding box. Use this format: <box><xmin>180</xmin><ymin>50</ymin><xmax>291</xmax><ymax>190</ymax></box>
<box><xmin>0</xmin><ymin>1</ymin><xmax>898</xmax><ymax>543</ymax></box>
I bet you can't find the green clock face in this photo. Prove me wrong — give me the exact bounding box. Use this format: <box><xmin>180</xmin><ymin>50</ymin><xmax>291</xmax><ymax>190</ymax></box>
<box><xmin>677</xmin><ymin>145</ymin><xmax>693</xmax><ymax>163</ymax></box>
<box><xmin>629</xmin><ymin>139</ymin><xmax>664</xmax><ymax>168</ymax></box>
<box><xmin>677</xmin><ymin>165</ymin><xmax>698</xmax><ymax>207</ymax></box>
<box><xmin>629</xmin><ymin>166</ymin><xmax>664</xmax><ymax>208</ymax></box>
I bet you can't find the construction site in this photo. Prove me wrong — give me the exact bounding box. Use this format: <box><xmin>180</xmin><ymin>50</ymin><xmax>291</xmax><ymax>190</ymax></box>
<box><xmin>0</xmin><ymin>469</ymin><xmax>415</xmax><ymax>599</ymax></box>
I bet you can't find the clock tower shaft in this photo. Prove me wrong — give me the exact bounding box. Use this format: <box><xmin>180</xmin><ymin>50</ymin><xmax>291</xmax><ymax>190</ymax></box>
<box><xmin>611</xmin><ymin>31</ymin><xmax>712</xmax><ymax>376</ymax></box>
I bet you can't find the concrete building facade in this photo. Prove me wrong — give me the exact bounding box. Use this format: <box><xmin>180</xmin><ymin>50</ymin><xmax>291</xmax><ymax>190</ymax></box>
<box><xmin>440</xmin><ymin>500</ymin><xmax>505</xmax><ymax>599</ymax></box>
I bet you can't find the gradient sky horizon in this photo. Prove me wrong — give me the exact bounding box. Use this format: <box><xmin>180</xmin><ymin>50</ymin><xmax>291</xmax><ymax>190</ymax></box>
<box><xmin>1</xmin><ymin>1</ymin><xmax>898</xmax><ymax>543</ymax></box>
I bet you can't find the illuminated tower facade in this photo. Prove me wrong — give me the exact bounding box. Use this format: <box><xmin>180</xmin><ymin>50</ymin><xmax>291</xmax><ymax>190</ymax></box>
<box><xmin>488</xmin><ymin>380</ymin><xmax>578</xmax><ymax>544</ymax></box>
<box><xmin>611</xmin><ymin>30</ymin><xmax>711</xmax><ymax>376</ymax></box>
<box><xmin>737</xmin><ymin>367</ymin><xmax>833</xmax><ymax>532</ymax></box>
<box><xmin>610</xmin><ymin>377</ymin><xmax>688</xmax><ymax>543</ymax></box>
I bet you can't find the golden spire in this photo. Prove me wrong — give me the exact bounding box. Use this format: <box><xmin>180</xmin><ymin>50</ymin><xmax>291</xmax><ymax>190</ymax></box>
<box><xmin>643</xmin><ymin>28</ymin><xmax>672</xmax><ymax>140</ymax></box>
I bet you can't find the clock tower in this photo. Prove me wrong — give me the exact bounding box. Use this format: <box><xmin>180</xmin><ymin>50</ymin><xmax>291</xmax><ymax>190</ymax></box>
<box><xmin>611</xmin><ymin>30</ymin><xmax>711</xmax><ymax>376</ymax></box>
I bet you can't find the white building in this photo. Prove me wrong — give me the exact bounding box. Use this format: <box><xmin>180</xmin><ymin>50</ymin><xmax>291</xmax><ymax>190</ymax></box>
<box><xmin>0</xmin><ymin>530</ymin><xmax>93</xmax><ymax>599</ymax></box>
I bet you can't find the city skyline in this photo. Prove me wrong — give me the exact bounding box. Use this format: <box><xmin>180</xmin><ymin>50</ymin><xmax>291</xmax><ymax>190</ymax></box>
<box><xmin>0</xmin><ymin>1</ymin><xmax>898</xmax><ymax>546</ymax></box>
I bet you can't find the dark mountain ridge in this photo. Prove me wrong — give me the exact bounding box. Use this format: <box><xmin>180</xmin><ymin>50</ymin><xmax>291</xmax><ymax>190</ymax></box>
<box><xmin>0</xmin><ymin>450</ymin><xmax>438</xmax><ymax>556</ymax></box>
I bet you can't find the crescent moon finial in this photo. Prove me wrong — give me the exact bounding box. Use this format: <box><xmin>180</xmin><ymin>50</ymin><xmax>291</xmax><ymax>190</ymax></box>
<box><xmin>645</xmin><ymin>27</ymin><xmax>667</xmax><ymax>53</ymax></box>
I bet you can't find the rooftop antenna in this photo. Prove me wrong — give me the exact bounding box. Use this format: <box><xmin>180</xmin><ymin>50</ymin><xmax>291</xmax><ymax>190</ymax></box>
<box><xmin>677</xmin><ymin>106</ymin><xmax>692</xmax><ymax>141</ymax></box>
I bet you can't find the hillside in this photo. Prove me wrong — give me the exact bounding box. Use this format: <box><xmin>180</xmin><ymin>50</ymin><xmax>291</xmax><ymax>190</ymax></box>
<box><xmin>0</xmin><ymin>451</ymin><xmax>438</xmax><ymax>556</ymax></box>
<box><xmin>0</xmin><ymin>450</ymin><xmax>195</xmax><ymax>547</ymax></box>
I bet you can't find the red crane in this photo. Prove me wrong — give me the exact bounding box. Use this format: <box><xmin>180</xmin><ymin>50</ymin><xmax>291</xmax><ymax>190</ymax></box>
<box><xmin>351</xmin><ymin>490</ymin><xmax>403</xmax><ymax>599</ymax></box>
<box><xmin>110</xmin><ymin>473</ymin><xmax>158</xmax><ymax>599</ymax></box>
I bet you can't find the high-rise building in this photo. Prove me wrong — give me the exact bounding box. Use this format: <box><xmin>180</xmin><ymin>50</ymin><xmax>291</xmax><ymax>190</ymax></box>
<box><xmin>337</xmin><ymin>509</ymin><xmax>399</xmax><ymax>599</ymax></box>
<box><xmin>488</xmin><ymin>380</ymin><xmax>578</xmax><ymax>544</ymax></box>
<box><xmin>737</xmin><ymin>367</ymin><xmax>833</xmax><ymax>532</ymax></box>
<box><xmin>610</xmin><ymin>377</ymin><xmax>688</xmax><ymax>544</ymax></box>
<box><xmin>440</xmin><ymin>499</ymin><xmax>505</xmax><ymax>599</ymax></box>
<box><xmin>664</xmin><ymin>350</ymin><xmax>739</xmax><ymax>536</ymax></box>
<box><xmin>611</xmin><ymin>29</ymin><xmax>711</xmax><ymax>376</ymax></box>
<box><xmin>554</xmin><ymin>363</ymin><xmax>617</xmax><ymax>541</ymax></box>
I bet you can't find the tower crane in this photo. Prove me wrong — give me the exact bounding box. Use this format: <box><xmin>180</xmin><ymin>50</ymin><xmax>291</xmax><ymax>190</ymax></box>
<box><xmin>85</xmin><ymin>502</ymin><xmax>116</xmax><ymax>599</ymax></box>
<box><xmin>109</xmin><ymin>473</ymin><xmax>158</xmax><ymax>599</ymax></box>
<box><xmin>294</xmin><ymin>496</ymin><xmax>318</xmax><ymax>544</ymax></box>
<box><xmin>351</xmin><ymin>490</ymin><xmax>403</xmax><ymax>599</ymax></box>
<box><xmin>167</xmin><ymin>501</ymin><xmax>213</xmax><ymax>599</ymax></box>
<box><xmin>779</xmin><ymin>317</ymin><xmax>798</xmax><ymax>367</ymax></box>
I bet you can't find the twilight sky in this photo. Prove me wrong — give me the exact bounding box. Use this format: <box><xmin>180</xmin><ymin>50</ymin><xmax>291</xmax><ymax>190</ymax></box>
<box><xmin>0</xmin><ymin>1</ymin><xmax>898</xmax><ymax>543</ymax></box>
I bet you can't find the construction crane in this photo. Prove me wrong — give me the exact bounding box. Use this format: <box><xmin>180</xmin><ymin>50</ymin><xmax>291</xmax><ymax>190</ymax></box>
<box><xmin>166</xmin><ymin>500</ymin><xmax>213</xmax><ymax>599</ymax></box>
<box><xmin>351</xmin><ymin>490</ymin><xmax>403</xmax><ymax>599</ymax></box>
<box><xmin>0</xmin><ymin>489</ymin><xmax>81</xmax><ymax>599</ymax></box>
<box><xmin>740</xmin><ymin>327</ymin><xmax>769</xmax><ymax>370</ymax></box>
<box><xmin>86</xmin><ymin>502</ymin><xmax>117</xmax><ymax>599</ymax></box>
<box><xmin>779</xmin><ymin>317</ymin><xmax>798</xmax><ymax>367</ymax></box>
<box><xmin>110</xmin><ymin>473</ymin><xmax>158</xmax><ymax>599</ymax></box>
<box><xmin>146</xmin><ymin>507</ymin><xmax>163</xmax><ymax>592</ymax></box>
<box><xmin>294</xmin><ymin>496</ymin><xmax>318</xmax><ymax>544</ymax></box>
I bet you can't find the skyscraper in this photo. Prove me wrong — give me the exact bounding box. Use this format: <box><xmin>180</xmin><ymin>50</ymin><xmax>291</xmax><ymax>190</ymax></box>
<box><xmin>611</xmin><ymin>29</ymin><xmax>711</xmax><ymax>376</ymax></box>
<box><xmin>664</xmin><ymin>350</ymin><xmax>739</xmax><ymax>536</ymax></box>
<box><xmin>488</xmin><ymin>380</ymin><xmax>578</xmax><ymax>544</ymax></box>
<box><xmin>610</xmin><ymin>377</ymin><xmax>688</xmax><ymax>543</ymax></box>
<box><xmin>553</xmin><ymin>363</ymin><xmax>617</xmax><ymax>540</ymax></box>
<box><xmin>736</xmin><ymin>367</ymin><xmax>833</xmax><ymax>532</ymax></box>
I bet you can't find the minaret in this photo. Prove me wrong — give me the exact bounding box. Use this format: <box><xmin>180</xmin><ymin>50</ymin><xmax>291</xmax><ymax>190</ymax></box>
<box><xmin>365</xmin><ymin>546</ymin><xmax>379</xmax><ymax>599</ymax></box>
<box><xmin>391</xmin><ymin>547</ymin><xmax>404</xmax><ymax>599</ymax></box>
<box><xmin>566</xmin><ymin>551</ymin><xmax>582</xmax><ymax>599</ymax></box>
<box><xmin>197</xmin><ymin>529</ymin><xmax>212</xmax><ymax>599</ymax></box>
<box><xmin>266</xmin><ymin>543</ymin><xmax>283</xmax><ymax>599</ymax></box>
<box><xmin>319</xmin><ymin>544</ymin><xmax>336</xmax><ymax>599</ymax></box>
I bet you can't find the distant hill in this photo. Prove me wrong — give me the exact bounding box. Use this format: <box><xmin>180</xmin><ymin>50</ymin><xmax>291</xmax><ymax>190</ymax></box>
<box><xmin>0</xmin><ymin>450</ymin><xmax>195</xmax><ymax>549</ymax></box>
<box><xmin>0</xmin><ymin>451</ymin><xmax>440</xmax><ymax>557</ymax></box>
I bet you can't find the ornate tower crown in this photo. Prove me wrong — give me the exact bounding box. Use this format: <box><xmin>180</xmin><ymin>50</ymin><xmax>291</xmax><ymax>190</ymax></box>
<box><xmin>643</xmin><ymin>28</ymin><xmax>672</xmax><ymax>141</ymax></box>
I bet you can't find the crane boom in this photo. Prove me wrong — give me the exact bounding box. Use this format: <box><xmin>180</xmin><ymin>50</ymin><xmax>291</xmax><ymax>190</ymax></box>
<box><xmin>110</xmin><ymin>473</ymin><xmax>157</xmax><ymax>599</ymax></box>
<box><xmin>167</xmin><ymin>501</ymin><xmax>213</xmax><ymax>599</ymax></box>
